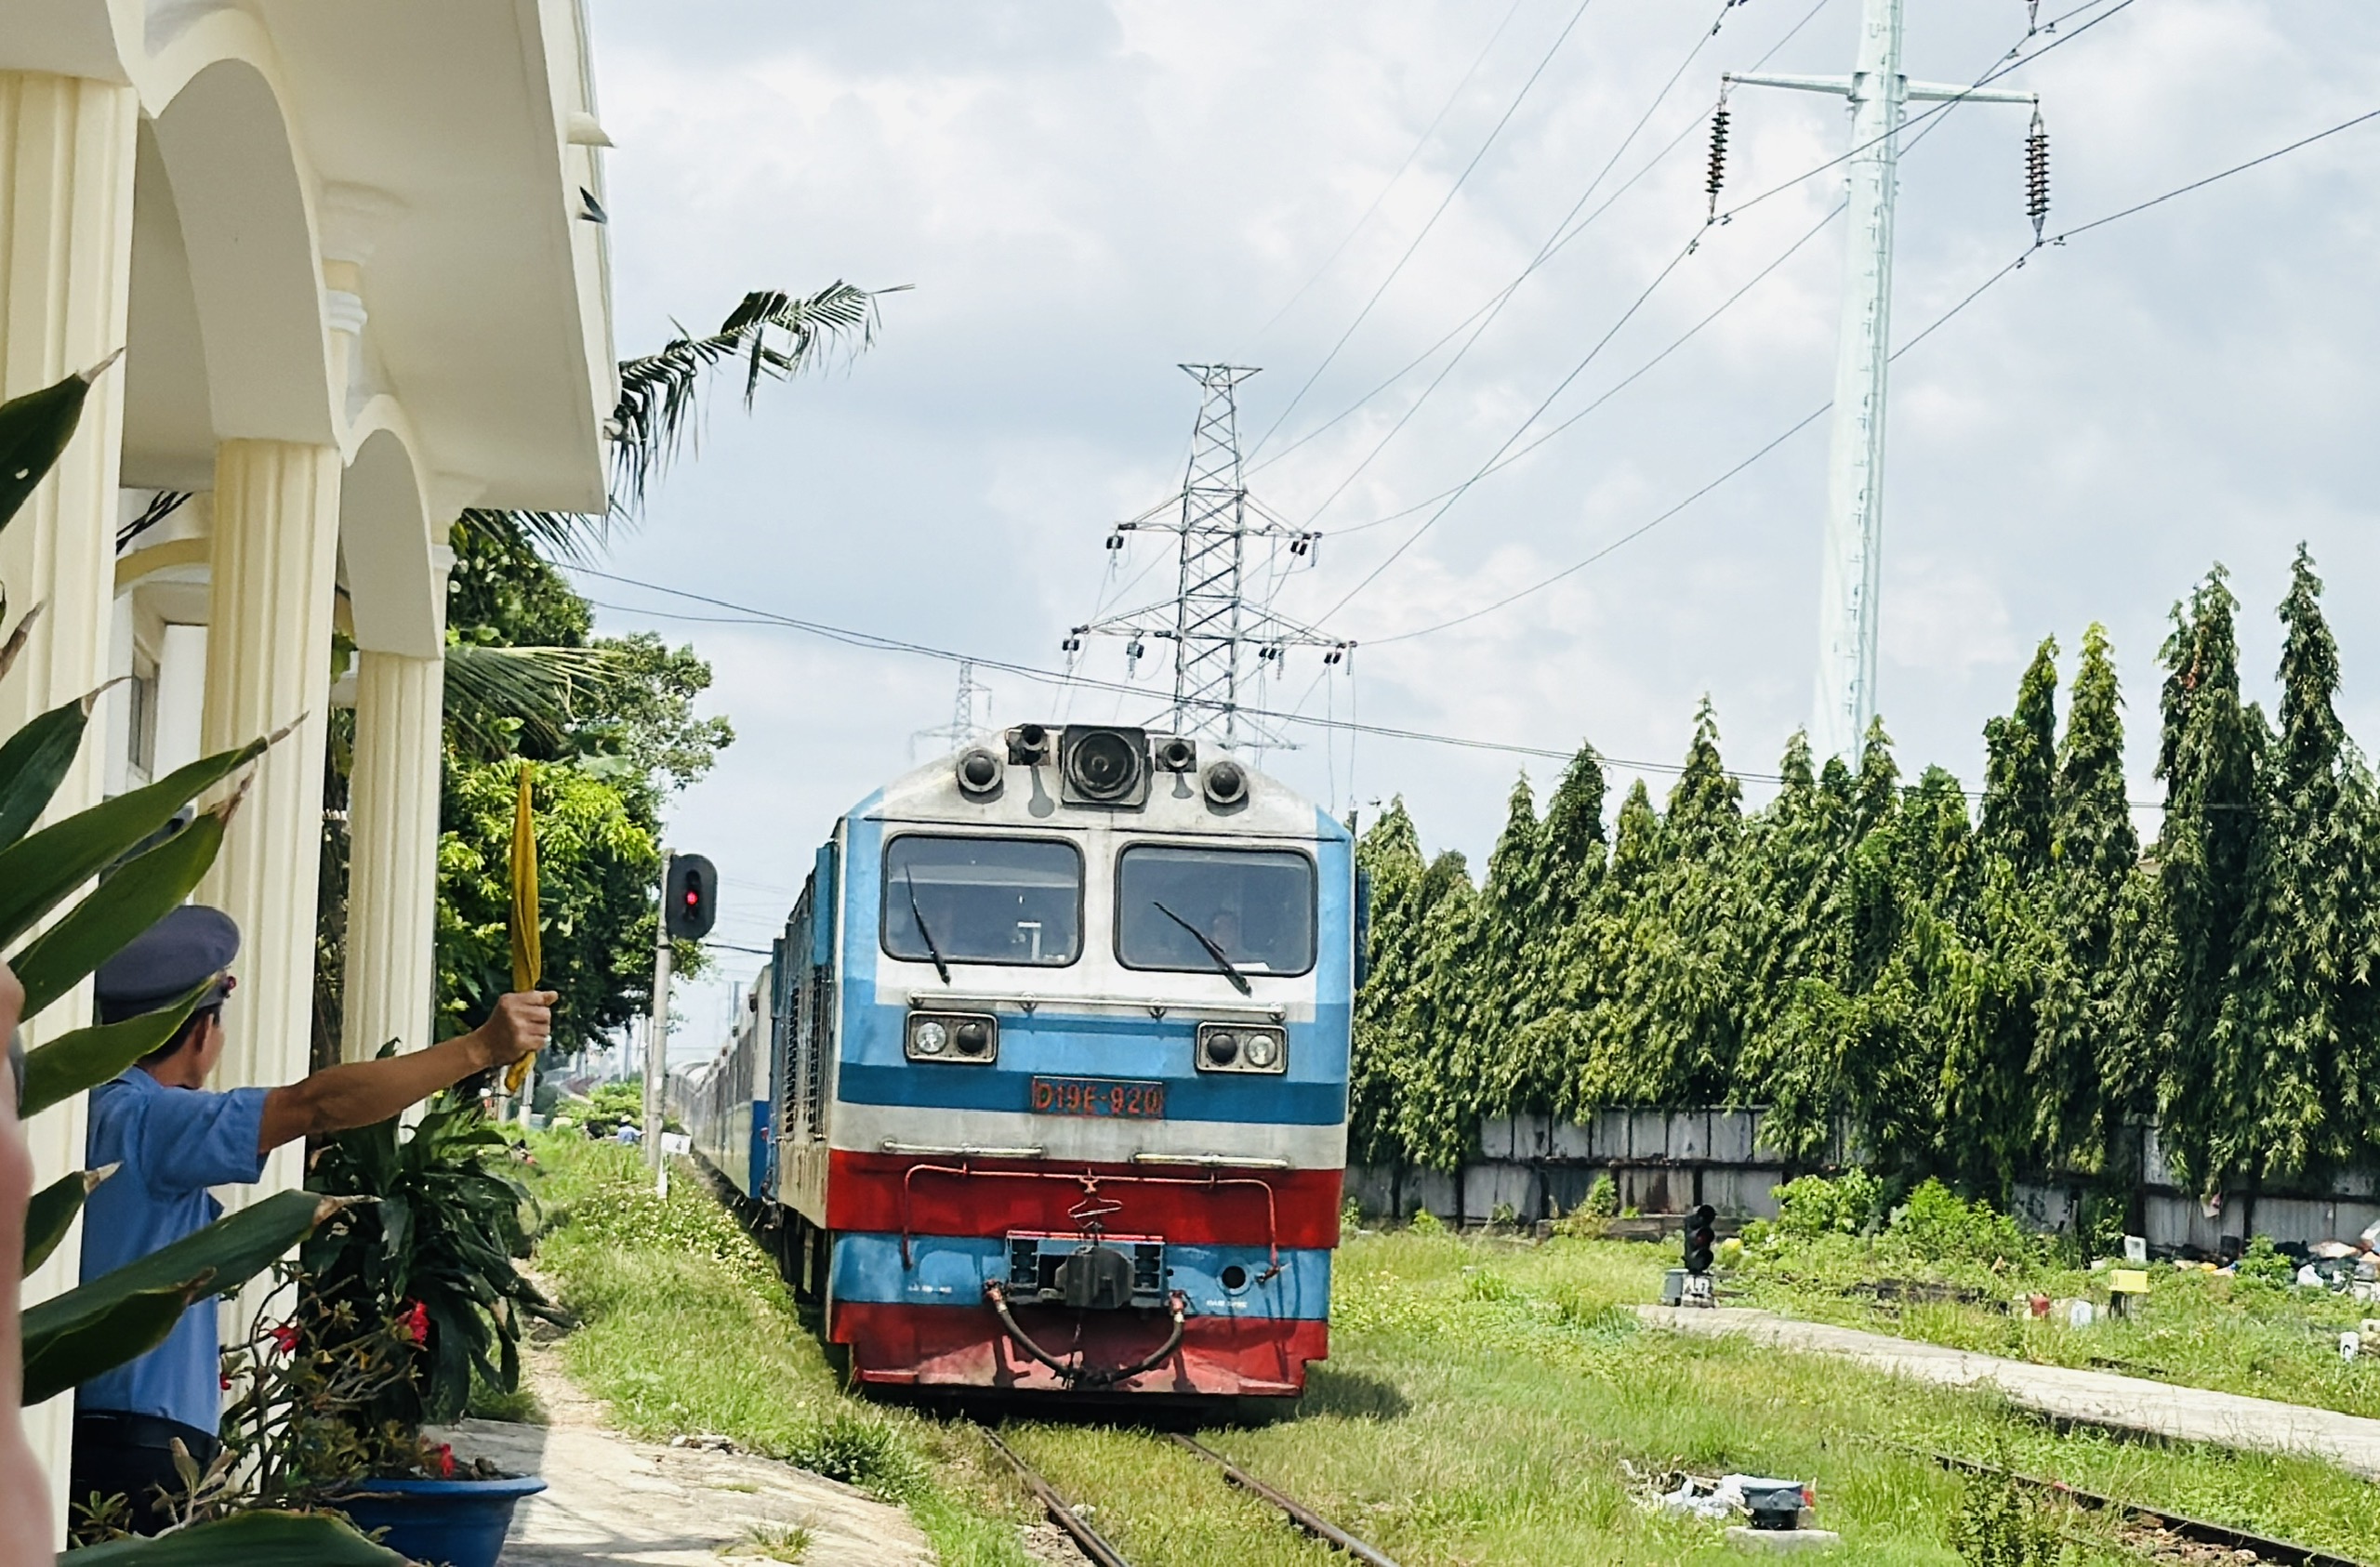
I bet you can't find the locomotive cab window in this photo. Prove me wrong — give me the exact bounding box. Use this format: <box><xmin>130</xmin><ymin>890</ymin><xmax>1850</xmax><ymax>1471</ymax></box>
<box><xmin>882</xmin><ymin>835</ymin><xmax>1083</xmax><ymax>968</ymax></box>
<box><xmin>1116</xmin><ymin>845</ymin><xmax>1316</xmax><ymax>977</ymax></box>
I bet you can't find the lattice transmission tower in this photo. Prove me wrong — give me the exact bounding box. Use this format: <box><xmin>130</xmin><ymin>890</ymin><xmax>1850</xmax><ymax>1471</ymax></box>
<box><xmin>908</xmin><ymin>658</ymin><xmax>991</xmax><ymax>759</ymax></box>
<box><xmin>1068</xmin><ymin>364</ymin><xmax>1350</xmax><ymax>750</ymax></box>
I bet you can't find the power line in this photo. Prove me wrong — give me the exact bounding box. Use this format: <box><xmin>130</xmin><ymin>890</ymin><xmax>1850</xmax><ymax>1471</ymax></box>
<box><xmin>576</xmin><ymin>574</ymin><xmax>2202</xmax><ymax>811</ymax></box>
<box><xmin>1288</xmin><ymin>0</ymin><xmax>2092</xmax><ymax>546</ymax></box>
<box><xmin>1362</xmin><ymin>92</ymin><xmax>2380</xmax><ymax>646</ymax></box>
<box><xmin>1287</xmin><ymin>0</ymin><xmax>1742</xmax><ymax>530</ymax></box>
<box><xmin>1249</xmin><ymin>0</ymin><xmax>1833</xmax><ymax>493</ymax></box>
<box><xmin>1308</xmin><ymin>0</ymin><xmax>2141</xmax><ymax>624</ymax></box>
<box><xmin>1248</xmin><ymin>0</ymin><xmax>1602</xmax><ymax>461</ymax></box>
<box><xmin>1247</xmin><ymin>0</ymin><xmax>1532</xmax><ymax>344</ymax></box>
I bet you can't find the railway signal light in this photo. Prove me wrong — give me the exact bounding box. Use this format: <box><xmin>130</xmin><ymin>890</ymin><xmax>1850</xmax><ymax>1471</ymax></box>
<box><xmin>664</xmin><ymin>852</ymin><xmax>717</xmax><ymax>940</ymax></box>
<box><xmin>1684</xmin><ymin>1203</ymin><xmax>1718</xmax><ymax>1276</ymax></box>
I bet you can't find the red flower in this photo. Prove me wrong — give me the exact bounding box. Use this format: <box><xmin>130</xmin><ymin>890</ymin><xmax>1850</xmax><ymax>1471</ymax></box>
<box><xmin>268</xmin><ymin>1322</ymin><xmax>301</xmax><ymax>1356</ymax></box>
<box><xmin>394</xmin><ymin>1300</ymin><xmax>430</xmax><ymax>1345</ymax></box>
<box><xmin>434</xmin><ymin>1443</ymin><xmax>456</xmax><ymax>1480</ymax></box>
<box><xmin>218</xmin><ymin>1374</ymin><xmax>232</xmax><ymax>1390</ymax></box>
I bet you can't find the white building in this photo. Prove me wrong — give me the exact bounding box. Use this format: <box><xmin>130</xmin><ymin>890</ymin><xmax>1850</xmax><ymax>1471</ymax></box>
<box><xmin>2</xmin><ymin>0</ymin><xmax>617</xmax><ymax>1527</ymax></box>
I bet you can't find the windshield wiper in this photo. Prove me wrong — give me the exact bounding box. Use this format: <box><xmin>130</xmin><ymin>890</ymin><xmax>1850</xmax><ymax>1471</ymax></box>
<box><xmin>904</xmin><ymin>869</ymin><xmax>951</xmax><ymax>983</ymax></box>
<box><xmin>1153</xmin><ymin>901</ymin><xmax>1250</xmax><ymax>995</ymax></box>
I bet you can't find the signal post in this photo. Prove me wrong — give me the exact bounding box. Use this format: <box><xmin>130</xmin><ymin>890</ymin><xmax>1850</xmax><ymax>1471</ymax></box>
<box><xmin>644</xmin><ymin>851</ymin><xmax>717</xmax><ymax>1183</ymax></box>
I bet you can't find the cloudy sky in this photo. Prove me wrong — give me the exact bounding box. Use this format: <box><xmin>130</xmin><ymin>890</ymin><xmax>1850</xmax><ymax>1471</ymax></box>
<box><xmin>576</xmin><ymin>0</ymin><xmax>2380</xmax><ymax>1055</ymax></box>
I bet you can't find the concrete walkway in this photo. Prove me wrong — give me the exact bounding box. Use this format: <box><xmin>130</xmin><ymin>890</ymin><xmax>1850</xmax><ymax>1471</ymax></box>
<box><xmin>436</xmin><ymin>1346</ymin><xmax>934</xmax><ymax>1567</ymax></box>
<box><xmin>1640</xmin><ymin>1305</ymin><xmax>2380</xmax><ymax>1481</ymax></box>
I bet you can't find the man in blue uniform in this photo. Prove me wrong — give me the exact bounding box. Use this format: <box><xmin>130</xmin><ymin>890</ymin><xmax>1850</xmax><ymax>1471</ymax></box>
<box><xmin>68</xmin><ymin>905</ymin><xmax>552</xmax><ymax>1532</ymax></box>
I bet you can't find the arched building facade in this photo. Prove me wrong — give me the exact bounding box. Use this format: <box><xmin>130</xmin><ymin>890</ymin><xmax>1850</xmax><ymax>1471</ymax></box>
<box><xmin>3</xmin><ymin>0</ymin><xmax>618</xmax><ymax>1526</ymax></box>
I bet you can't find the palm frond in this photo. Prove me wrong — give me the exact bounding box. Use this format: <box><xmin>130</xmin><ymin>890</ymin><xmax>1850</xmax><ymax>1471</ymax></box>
<box><xmin>454</xmin><ymin>507</ymin><xmax>616</xmax><ymax>564</ymax></box>
<box><xmin>443</xmin><ymin>644</ymin><xmax>618</xmax><ymax>760</ymax></box>
<box><xmin>609</xmin><ymin>282</ymin><xmax>895</xmax><ymax>507</ymax></box>
<box><xmin>453</xmin><ymin>281</ymin><xmax>900</xmax><ymax>560</ymax></box>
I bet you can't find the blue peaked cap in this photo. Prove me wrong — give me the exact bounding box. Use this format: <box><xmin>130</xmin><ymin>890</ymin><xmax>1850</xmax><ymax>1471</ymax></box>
<box><xmin>93</xmin><ymin>904</ymin><xmax>239</xmax><ymax>1019</ymax></box>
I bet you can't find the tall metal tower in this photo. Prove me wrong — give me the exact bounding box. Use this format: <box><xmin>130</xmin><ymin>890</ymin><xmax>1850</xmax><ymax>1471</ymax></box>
<box><xmin>1726</xmin><ymin>0</ymin><xmax>2036</xmax><ymax>760</ymax></box>
<box><xmin>1071</xmin><ymin>364</ymin><xmax>1349</xmax><ymax>749</ymax></box>
<box><xmin>908</xmin><ymin>658</ymin><xmax>990</xmax><ymax>759</ymax></box>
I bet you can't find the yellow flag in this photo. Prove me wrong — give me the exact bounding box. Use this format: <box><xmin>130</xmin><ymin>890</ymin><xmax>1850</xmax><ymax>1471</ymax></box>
<box><xmin>506</xmin><ymin>761</ymin><xmax>541</xmax><ymax>1093</ymax></box>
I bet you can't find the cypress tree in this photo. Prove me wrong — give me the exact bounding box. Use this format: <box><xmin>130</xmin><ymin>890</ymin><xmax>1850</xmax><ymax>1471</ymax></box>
<box><xmin>1350</xmin><ymin>801</ymin><xmax>1429</xmax><ymax>1167</ymax></box>
<box><xmin>1507</xmin><ymin>745</ymin><xmax>1609</xmax><ymax>1114</ymax></box>
<box><xmin>2032</xmin><ymin>624</ymin><xmax>2144</xmax><ymax>1172</ymax></box>
<box><xmin>1736</xmin><ymin>734</ymin><xmax>1853</xmax><ymax>1142</ymax></box>
<box><xmin>2152</xmin><ymin>566</ymin><xmax>2268</xmax><ymax>1196</ymax></box>
<box><xmin>1980</xmin><ymin>638</ymin><xmax>2059</xmax><ymax>876</ymax></box>
<box><xmin>1623</xmin><ymin>703</ymin><xmax>1748</xmax><ymax>1105</ymax></box>
<box><xmin>2221</xmin><ymin>547</ymin><xmax>2371</xmax><ymax>1183</ymax></box>
<box><xmin>1458</xmin><ymin>777</ymin><xmax>1544</xmax><ymax>1120</ymax></box>
<box><xmin>1395</xmin><ymin>853</ymin><xmax>1482</xmax><ymax>1171</ymax></box>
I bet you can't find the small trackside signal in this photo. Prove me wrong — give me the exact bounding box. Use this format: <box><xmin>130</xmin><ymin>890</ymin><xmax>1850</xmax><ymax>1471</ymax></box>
<box><xmin>1685</xmin><ymin>1202</ymin><xmax>1718</xmax><ymax>1278</ymax></box>
<box><xmin>664</xmin><ymin>852</ymin><xmax>717</xmax><ymax>940</ymax></box>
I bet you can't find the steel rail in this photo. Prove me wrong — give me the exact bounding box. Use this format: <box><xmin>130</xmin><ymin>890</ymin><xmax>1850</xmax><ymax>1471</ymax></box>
<box><xmin>1920</xmin><ymin>1449</ymin><xmax>2368</xmax><ymax>1567</ymax></box>
<box><xmin>1170</xmin><ymin>1434</ymin><xmax>1404</xmax><ymax>1567</ymax></box>
<box><xmin>977</xmin><ymin>1425</ymin><xmax>1134</xmax><ymax>1567</ymax></box>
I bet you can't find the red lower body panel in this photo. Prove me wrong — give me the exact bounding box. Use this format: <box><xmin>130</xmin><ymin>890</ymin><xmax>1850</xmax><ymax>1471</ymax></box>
<box><xmin>826</xmin><ymin>1151</ymin><xmax>1342</xmax><ymax>1251</ymax></box>
<box><xmin>835</xmin><ymin>1301</ymin><xmax>1328</xmax><ymax>1398</ymax></box>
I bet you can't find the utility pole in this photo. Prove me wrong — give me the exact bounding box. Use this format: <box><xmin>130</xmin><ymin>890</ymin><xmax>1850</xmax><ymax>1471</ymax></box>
<box><xmin>1070</xmin><ymin>364</ymin><xmax>1350</xmax><ymax>750</ymax></box>
<box><xmin>643</xmin><ymin>901</ymin><xmax>671</xmax><ymax>1189</ymax></box>
<box><xmin>1726</xmin><ymin>0</ymin><xmax>2035</xmax><ymax>761</ymax></box>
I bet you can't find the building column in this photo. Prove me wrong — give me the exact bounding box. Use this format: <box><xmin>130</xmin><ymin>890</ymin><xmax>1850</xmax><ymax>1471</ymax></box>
<box><xmin>197</xmin><ymin>441</ymin><xmax>342</xmax><ymax>1203</ymax></box>
<box><xmin>341</xmin><ymin>628</ymin><xmax>447</xmax><ymax>1062</ymax></box>
<box><xmin>0</xmin><ymin>69</ymin><xmax>139</xmax><ymax>1529</ymax></box>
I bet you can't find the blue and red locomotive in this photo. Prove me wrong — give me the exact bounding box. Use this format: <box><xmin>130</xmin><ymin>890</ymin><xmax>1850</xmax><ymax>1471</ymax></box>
<box><xmin>677</xmin><ymin>723</ymin><xmax>1354</xmax><ymax>1405</ymax></box>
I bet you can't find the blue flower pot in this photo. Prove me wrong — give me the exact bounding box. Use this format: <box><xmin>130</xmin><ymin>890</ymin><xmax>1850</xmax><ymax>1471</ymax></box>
<box><xmin>332</xmin><ymin>1474</ymin><xmax>546</xmax><ymax>1567</ymax></box>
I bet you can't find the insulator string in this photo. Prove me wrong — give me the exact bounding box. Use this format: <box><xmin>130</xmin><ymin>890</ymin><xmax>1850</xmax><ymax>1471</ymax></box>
<box><xmin>1705</xmin><ymin>95</ymin><xmax>1732</xmax><ymax>222</ymax></box>
<box><xmin>2026</xmin><ymin>107</ymin><xmax>2051</xmax><ymax>244</ymax></box>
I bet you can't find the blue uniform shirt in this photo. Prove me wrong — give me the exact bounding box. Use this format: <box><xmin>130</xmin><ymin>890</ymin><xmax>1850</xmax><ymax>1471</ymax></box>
<box><xmin>75</xmin><ymin>1069</ymin><xmax>269</xmax><ymax>1432</ymax></box>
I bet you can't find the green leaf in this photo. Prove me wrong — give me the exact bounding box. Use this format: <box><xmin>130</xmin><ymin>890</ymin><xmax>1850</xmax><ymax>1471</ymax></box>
<box><xmin>0</xmin><ymin>360</ymin><xmax>108</xmax><ymax>536</ymax></box>
<box><xmin>9</xmin><ymin>810</ymin><xmax>225</xmax><ymax>1021</ymax></box>
<box><xmin>20</xmin><ymin>1282</ymin><xmax>192</xmax><ymax>1407</ymax></box>
<box><xmin>0</xmin><ymin>735</ymin><xmax>264</xmax><ymax>953</ymax></box>
<box><xmin>22</xmin><ymin>1165</ymin><xmax>112</xmax><ymax>1272</ymax></box>
<box><xmin>21</xmin><ymin>1190</ymin><xmax>350</xmax><ymax>1403</ymax></box>
<box><xmin>0</xmin><ymin>693</ymin><xmax>91</xmax><ymax>850</ymax></box>
<box><xmin>19</xmin><ymin>981</ymin><xmax>209</xmax><ymax>1117</ymax></box>
<box><xmin>58</xmin><ymin>1509</ymin><xmax>410</xmax><ymax>1565</ymax></box>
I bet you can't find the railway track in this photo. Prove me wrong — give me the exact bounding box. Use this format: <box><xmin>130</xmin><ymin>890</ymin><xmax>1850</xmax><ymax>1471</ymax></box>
<box><xmin>1922</xmin><ymin>1449</ymin><xmax>2370</xmax><ymax>1567</ymax></box>
<box><xmin>975</xmin><ymin>1422</ymin><xmax>1404</xmax><ymax>1567</ymax></box>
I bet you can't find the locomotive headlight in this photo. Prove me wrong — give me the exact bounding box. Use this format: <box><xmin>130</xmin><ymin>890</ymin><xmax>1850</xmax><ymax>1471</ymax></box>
<box><xmin>1197</xmin><ymin>1021</ymin><xmax>1285</xmax><ymax>1074</ymax></box>
<box><xmin>907</xmin><ymin>1010</ymin><xmax>997</xmax><ymax>1063</ymax></box>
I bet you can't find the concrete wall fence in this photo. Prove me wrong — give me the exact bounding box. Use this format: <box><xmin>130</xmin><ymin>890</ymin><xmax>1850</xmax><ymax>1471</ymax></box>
<box><xmin>1346</xmin><ymin>1111</ymin><xmax>2380</xmax><ymax>1255</ymax></box>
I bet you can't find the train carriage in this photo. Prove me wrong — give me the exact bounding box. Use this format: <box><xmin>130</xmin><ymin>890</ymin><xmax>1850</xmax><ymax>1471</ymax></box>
<box><xmin>681</xmin><ymin>722</ymin><xmax>1354</xmax><ymax>1405</ymax></box>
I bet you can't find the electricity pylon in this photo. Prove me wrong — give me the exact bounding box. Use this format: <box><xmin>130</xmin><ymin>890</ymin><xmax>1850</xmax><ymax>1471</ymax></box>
<box><xmin>1726</xmin><ymin>0</ymin><xmax>2036</xmax><ymax>760</ymax></box>
<box><xmin>1070</xmin><ymin>364</ymin><xmax>1350</xmax><ymax>749</ymax></box>
<box><xmin>909</xmin><ymin>658</ymin><xmax>990</xmax><ymax>759</ymax></box>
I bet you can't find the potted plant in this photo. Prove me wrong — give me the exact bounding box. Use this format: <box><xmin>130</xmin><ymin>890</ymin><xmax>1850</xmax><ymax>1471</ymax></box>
<box><xmin>282</xmin><ymin>1093</ymin><xmax>570</xmax><ymax>1567</ymax></box>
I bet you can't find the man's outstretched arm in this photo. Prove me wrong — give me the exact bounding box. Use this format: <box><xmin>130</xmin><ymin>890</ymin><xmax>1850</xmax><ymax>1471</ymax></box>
<box><xmin>258</xmin><ymin>990</ymin><xmax>555</xmax><ymax>1152</ymax></box>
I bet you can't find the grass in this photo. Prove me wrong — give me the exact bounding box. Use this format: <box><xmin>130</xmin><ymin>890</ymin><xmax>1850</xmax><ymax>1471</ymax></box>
<box><xmin>1725</xmin><ymin>1229</ymin><xmax>2380</xmax><ymax>1421</ymax></box>
<box><xmin>1005</xmin><ymin>1231</ymin><xmax>2377</xmax><ymax>1566</ymax></box>
<box><xmin>517</xmin><ymin>1137</ymin><xmax>2376</xmax><ymax>1566</ymax></box>
<box><xmin>728</xmin><ymin>1521</ymin><xmax>814</xmax><ymax>1561</ymax></box>
<box><xmin>522</xmin><ymin>1135</ymin><xmax>1037</xmax><ymax>1566</ymax></box>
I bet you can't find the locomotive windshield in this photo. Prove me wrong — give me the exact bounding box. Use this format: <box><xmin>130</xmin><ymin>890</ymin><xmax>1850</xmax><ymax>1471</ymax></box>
<box><xmin>1116</xmin><ymin>845</ymin><xmax>1316</xmax><ymax>977</ymax></box>
<box><xmin>882</xmin><ymin>835</ymin><xmax>1083</xmax><ymax>967</ymax></box>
